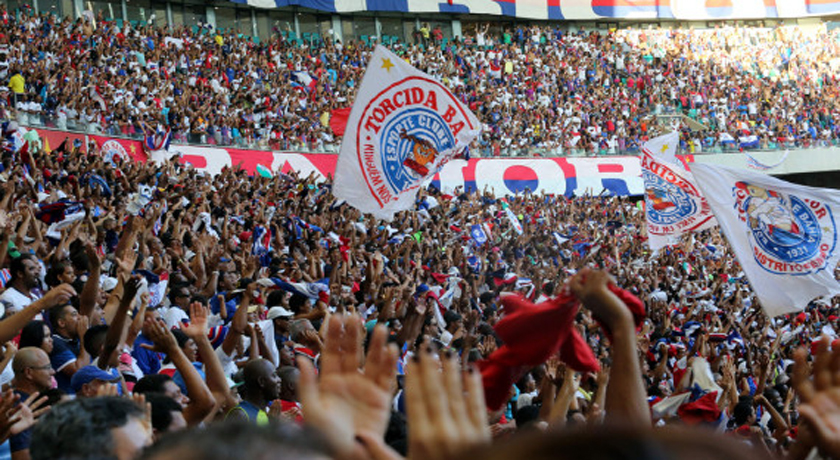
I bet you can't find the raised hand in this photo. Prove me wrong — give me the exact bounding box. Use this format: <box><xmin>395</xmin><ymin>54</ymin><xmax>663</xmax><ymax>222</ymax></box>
<box><xmin>793</xmin><ymin>336</ymin><xmax>840</xmax><ymax>458</ymax></box>
<box><xmin>359</xmin><ymin>348</ymin><xmax>490</xmax><ymax>460</ymax></box>
<box><xmin>13</xmin><ymin>393</ymin><xmax>50</xmax><ymax>435</ymax></box>
<box><xmin>181</xmin><ymin>302</ymin><xmax>209</xmax><ymax>340</ymax></box>
<box><xmin>568</xmin><ymin>268</ymin><xmax>633</xmax><ymax>331</ymax></box>
<box><xmin>38</xmin><ymin>284</ymin><xmax>77</xmax><ymax>309</ymax></box>
<box><xmin>140</xmin><ymin>318</ymin><xmax>178</xmax><ymax>354</ymax></box>
<box><xmin>75</xmin><ymin>315</ymin><xmax>90</xmax><ymax>339</ymax></box>
<box><xmin>84</xmin><ymin>241</ymin><xmax>101</xmax><ymax>270</ymax></box>
<box><xmin>123</xmin><ymin>276</ymin><xmax>142</xmax><ymax>303</ymax></box>
<box><xmin>297</xmin><ymin>314</ymin><xmax>398</xmax><ymax>458</ymax></box>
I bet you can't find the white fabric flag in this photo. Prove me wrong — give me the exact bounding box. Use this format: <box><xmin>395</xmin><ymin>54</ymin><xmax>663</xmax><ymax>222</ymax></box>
<box><xmin>641</xmin><ymin>132</ymin><xmax>716</xmax><ymax>249</ymax></box>
<box><xmin>333</xmin><ymin>46</ymin><xmax>481</xmax><ymax>220</ymax></box>
<box><xmin>505</xmin><ymin>208</ymin><xmax>523</xmax><ymax>235</ymax></box>
<box><xmin>691</xmin><ymin>163</ymin><xmax>840</xmax><ymax>317</ymax></box>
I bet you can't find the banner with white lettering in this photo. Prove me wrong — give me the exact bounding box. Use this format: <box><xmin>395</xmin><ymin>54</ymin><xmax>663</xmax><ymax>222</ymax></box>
<box><xmin>333</xmin><ymin>46</ymin><xmax>480</xmax><ymax>220</ymax></box>
<box><xmin>691</xmin><ymin>163</ymin><xmax>840</xmax><ymax>317</ymax></box>
<box><xmin>642</xmin><ymin>132</ymin><xmax>716</xmax><ymax>249</ymax></box>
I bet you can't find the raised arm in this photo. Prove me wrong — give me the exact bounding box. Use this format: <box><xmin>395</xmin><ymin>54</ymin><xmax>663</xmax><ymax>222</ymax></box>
<box><xmin>569</xmin><ymin>268</ymin><xmax>650</xmax><ymax>427</ymax></box>
<box><xmin>97</xmin><ymin>277</ymin><xmax>141</xmax><ymax>370</ymax></box>
<box><xmin>181</xmin><ymin>302</ymin><xmax>237</xmax><ymax>413</ymax></box>
<box><xmin>141</xmin><ymin>317</ymin><xmax>216</xmax><ymax>426</ymax></box>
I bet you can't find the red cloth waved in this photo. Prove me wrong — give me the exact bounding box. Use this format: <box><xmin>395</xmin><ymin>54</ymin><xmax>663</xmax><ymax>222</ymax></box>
<box><xmin>479</xmin><ymin>286</ymin><xmax>645</xmax><ymax>411</ymax></box>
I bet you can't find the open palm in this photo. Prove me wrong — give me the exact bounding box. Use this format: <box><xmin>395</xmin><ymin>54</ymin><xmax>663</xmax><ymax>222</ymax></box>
<box><xmin>298</xmin><ymin>314</ymin><xmax>398</xmax><ymax>457</ymax></box>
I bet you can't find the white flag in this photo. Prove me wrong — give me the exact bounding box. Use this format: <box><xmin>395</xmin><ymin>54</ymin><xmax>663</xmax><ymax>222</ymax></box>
<box><xmin>505</xmin><ymin>208</ymin><xmax>523</xmax><ymax>235</ymax></box>
<box><xmin>641</xmin><ymin>132</ymin><xmax>716</xmax><ymax>249</ymax></box>
<box><xmin>333</xmin><ymin>46</ymin><xmax>481</xmax><ymax>220</ymax></box>
<box><xmin>691</xmin><ymin>163</ymin><xmax>840</xmax><ymax>317</ymax></box>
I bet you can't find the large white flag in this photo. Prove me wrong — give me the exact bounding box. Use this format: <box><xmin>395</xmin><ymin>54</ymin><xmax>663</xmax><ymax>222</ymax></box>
<box><xmin>641</xmin><ymin>132</ymin><xmax>716</xmax><ymax>249</ymax></box>
<box><xmin>691</xmin><ymin>163</ymin><xmax>840</xmax><ymax>317</ymax></box>
<box><xmin>333</xmin><ymin>46</ymin><xmax>481</xmax><ymax>220</ymax></box>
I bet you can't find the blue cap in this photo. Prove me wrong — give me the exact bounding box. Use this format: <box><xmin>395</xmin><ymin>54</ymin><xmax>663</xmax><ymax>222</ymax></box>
<box><xmin>71</xmin><ymin>366</ymin><xmax>120</xmax><ymax>393</ymax></box>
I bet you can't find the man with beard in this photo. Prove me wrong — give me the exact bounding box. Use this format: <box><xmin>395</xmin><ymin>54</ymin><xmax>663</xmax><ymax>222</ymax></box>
<box><xmin>0</xmin><ymin>254</ymin><xmax>42</xmax><ymax>316</ymax></box>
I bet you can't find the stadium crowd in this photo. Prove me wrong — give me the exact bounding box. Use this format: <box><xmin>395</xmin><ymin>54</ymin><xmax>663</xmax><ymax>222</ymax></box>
<box><xmin>0</xmin><ymin>119</ymin><xmax>838</xmax><ymax>460</ymax></box>
<box><xmin>1</xmin><ymin>7</ymin><xmax>840</xmax><ymax>155</ymax></box>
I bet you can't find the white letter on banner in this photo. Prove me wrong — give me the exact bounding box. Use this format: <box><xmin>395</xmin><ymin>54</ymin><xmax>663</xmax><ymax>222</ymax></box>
<box><xmin>566</xmin><ymin>157</ymin><xmax>643</xmax><ymax>195</ymax></box>
<box><xmin>474</xmin><ymin>159</ymin><xmax>567</xmax><ymax>196</ymax></box>
<box><xmin>271</xmin><ymin>153</ymin><xmax>325</xmax><ymax>179</ymax></box>
<box><xmin>435</xmin><ymin>159</ymin><xmax>467</xmax><ymax>194</ymax></box>
<box><xmin>176</xmin><ymin>146</ymin><xmax>231</xmax><ymax>177</ymax></box>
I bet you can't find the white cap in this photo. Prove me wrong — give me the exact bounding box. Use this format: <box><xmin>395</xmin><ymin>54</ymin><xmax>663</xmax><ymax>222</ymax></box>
<box><xmin>100</xmin><ymin>276</ymin><xmax>119</xmax><ymax>292</ymax></box>
<box><xmin>267</xmin><ymin>306</ymin><xmax>294</xmax><ymax>320</ymax></box>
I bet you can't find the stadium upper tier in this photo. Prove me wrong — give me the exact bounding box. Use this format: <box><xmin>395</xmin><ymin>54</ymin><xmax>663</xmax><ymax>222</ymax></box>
<box><xmin>3</xmin><ymin>6</ymin><xmax>840</xmax><ymax>157</ymax></box>
<box><xmin>228</xmin><ymin>0</ymin><xmax>837</xmax><ymax>21</ymax></box>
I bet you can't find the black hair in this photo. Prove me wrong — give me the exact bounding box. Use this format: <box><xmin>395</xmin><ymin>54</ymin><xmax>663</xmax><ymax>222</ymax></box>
<box><xmin>732</xmin><ymin>396</ymin><xmax>755</xmax><ymax>426</ymax></box>
<box><xmin>8</xmin><ymin>253</ymin><xmax>36</xmax><ymax>281</ymax></box>
<box><xmin>45</xmin><ymin>260</ymin><xmax>72</xmax><ymax>287</ymax></box>
<box><xmin>19</xmin><ymin>320</ymin><xmax>49</xmax><ymax>350</ymax></box>
<box><xmin>139</xmin><ymin>420</ymin><xmax>333</xmax><ymax>460</ymax></box>
<box><xmin>514</xmin><ymin>404</ymin><xmax>542</xmax><ymax>430</ymax></box>
<box><xmin>145</xmin><ymin>393</ymin><xmax>183</xmax><ymax>433</ymax></box>
<box><xmin>47</xmin><ymin>304</ymin><xmax>74</xmax><ymax>331</ymax></box>
<box><xmin>31</xmin><ymin>396</ymin><xmax>145</xmax><ymax>460</ymax></box>
<box><xmin>38</xmin><ymin>388</ymin><xmax>66</xmax><ymax>407</ymax></box>
<box><xmin>288</xmin><ymin>293</ymin><xmax>308</xmax><ymax>314</ymax></box>
<box><xmin>266</xmin><ymin>290</ymin><xmax>285</xmax><ymax>308</ymax></box>
<box><xmin>134</xmin><ymin>374</ymin><xmax>174</xmax><ymax>395</ymax></box>
<box><xmin>83</xmin><ymin>325</ymin><xmax>110</xmax><ymax>358</ymax></box>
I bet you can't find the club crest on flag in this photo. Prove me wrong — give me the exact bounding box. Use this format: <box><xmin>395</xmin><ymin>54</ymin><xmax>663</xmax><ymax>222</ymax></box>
<box><xmin>101</xmin><ymin>140</ymin><xmax>127</xmax><ymax>164</ymax></box>
<box><xmin>643</xmin><ymin>158</ymin><xmax>698</xmax><ymax>225</ymax></box>
<box><xmin>357</xmin><ymin>78</ymin><xmax>468</xmax><ymax>206</ymax></box>
<box><xmin>334</xmin><ymin>46</ymin><xmax>480</xmax><ymax>221</ymax></box>
<box><xmin>640</xmin><ymin>132</ymin><xmax>715</xmax><ymax>250</ymax></box>
<box><xmin>733</xmin><ymin>182</ymin><xmax>836</xmax><ymax>275</ymax></box>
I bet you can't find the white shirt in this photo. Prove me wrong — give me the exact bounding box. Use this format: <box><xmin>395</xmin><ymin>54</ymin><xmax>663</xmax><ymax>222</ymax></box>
<box><xmin>162</xmin><ymin>306</ymin><xmax>189</xmax><ymax>330</ymax></box>
<box><xmin>0</xmin><ymin>287</ymin><xmax>40</xmax><ymax>317</ymax></box>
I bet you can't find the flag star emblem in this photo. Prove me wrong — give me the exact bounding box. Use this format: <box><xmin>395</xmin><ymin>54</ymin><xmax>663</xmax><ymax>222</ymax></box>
<box><xmin>381</xmin><ymin>58</ymin><xmax>394</xmax><ymax>72</ymax></box>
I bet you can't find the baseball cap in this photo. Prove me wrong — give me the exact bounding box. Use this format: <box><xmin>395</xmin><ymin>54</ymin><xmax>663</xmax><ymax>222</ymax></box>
<box><xmin>71</xmin><ymin>365</ymin><xmax>120</xmax><ymax>392</ymax></box>
<box><xmin>7</xmin><ymin>241</ymin><xmax>20</xmax><ymax>259</ymax></box>
<box><xmin>267</xmin><ymin>306</ymin><xmax>294</xmax><ymax>320</ymax></box>
<box><xmin>100</xmin><ymin>276</ymin><xmax>119</xmax><ymax>292</ymax></box>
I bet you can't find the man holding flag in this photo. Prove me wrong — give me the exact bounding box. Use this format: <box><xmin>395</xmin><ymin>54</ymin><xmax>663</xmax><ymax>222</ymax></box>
<box><xmin>333</xmin><ymin>46</ymin><xmax>481</xmax><ymax>221</ymax></box>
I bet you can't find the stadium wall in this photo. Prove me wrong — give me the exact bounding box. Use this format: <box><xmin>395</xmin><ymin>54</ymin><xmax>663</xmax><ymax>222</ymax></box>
<box><xmin>30</xmin><ymin>127</ymin><xmax>840</xmax><ymax>198</ymax></box>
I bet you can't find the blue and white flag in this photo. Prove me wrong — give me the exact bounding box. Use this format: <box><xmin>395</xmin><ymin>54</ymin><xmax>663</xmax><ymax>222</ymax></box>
<box><xmin>258</xmin><ymin>277</ymin><xmax>329</xmax><ymax>301</ymax></box>
<box><xmin>333</xmin><ymin>46</ymin><xmax>481</xmax><ymax>221</ymax></box>
<box><xmin>252</xmin><ymin>225</ymin><xmax>272</xmax><ymax>257</ymax></box>
<box><xmin>726</xmin><ymin>330</ymin><xmax>744</xmax><ymax>350</ymax></box>
<box><xmin>505</xmin><ymin>208</ymin><xmax>523</xmax><ymax>235</ymax></box>
<box><xmin>641</xmin><ymin>132</ymin><xmax>716</xmax><ymax>249</ymax></box>
<box><xmin>552</xmin><ymin>231</ymin><xmax>570</xmax><ymax>246</ymax></box>
<box><xmin>691</xmin><ymin>163</ymin><xmax>840</xmax><ymax>316</ymax></box>
<box><xmin>470</xmin><ymin>224</ymin><xmax>488</xmax><ymax>247</ymax></box>
<box><xmin>467</xmin><ymin>255</ymin><xmax>482</xmax><ymax>273</ymax></box>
